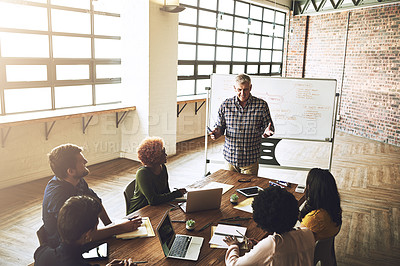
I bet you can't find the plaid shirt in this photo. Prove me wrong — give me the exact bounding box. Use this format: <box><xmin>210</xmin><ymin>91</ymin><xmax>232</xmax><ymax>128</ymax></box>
<box><xmin>215</xmin><ymin>95</ymin><xmax>274</xmax><ymax>167</ymax></box>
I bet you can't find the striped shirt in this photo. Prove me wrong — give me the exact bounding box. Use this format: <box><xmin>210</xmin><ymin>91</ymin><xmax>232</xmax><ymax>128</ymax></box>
<box><xmin>216</xmin><ymin>95</ymin><xmax>274</xmax><ymax>167</ymax></box>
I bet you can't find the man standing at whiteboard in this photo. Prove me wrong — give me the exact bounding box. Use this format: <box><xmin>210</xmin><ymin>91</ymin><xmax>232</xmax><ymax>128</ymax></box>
<box><xmin>210</xmin><ymin>74</ymin><xmax>274</xmax><ymax>176</ymax></box>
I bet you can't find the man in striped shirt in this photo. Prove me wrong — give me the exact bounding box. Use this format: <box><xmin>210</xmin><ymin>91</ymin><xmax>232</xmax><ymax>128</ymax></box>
<box><xmin>210</xmin><ymin>74</ymin><xmax>274</xmax><ymax>176</ymax></box>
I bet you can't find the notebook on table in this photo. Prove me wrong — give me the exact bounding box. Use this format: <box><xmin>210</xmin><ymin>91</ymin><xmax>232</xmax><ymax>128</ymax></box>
<box><xmin>178</xmin><ymin>188</ymin><xmax>223</xmax><ymax>213</ymax></box>
<box><xmin>156</xmin><ymin>211</ymin><xmax>204</xmax><ymax>261</ymax></box>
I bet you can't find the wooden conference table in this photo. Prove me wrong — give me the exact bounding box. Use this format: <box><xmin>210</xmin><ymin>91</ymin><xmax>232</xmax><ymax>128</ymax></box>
<box><xmin>96</xmin><ymin>169</ymin><xmax>305</xmax><ymax>265</ymax></box>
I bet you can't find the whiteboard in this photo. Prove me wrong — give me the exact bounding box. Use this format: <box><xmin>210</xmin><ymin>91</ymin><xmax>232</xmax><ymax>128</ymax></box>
<box><xmin>209</xmin><ymin>74</ymin><xmax>337</xmax><ymax>141</ymax></box>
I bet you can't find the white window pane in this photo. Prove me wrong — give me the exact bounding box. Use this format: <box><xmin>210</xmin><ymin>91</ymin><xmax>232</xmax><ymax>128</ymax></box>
<box><xmin>263</xmin><ymin>22</ymin><xmax>274</xmax><ymax>36</ymax></box>
<box><xmin>261</xmin><ymin>36</ymin><xmax>272</xmax><ymax>49</ymax></box>
<box><xmin>52</xmin><ymin>0</ymin><xmax>90</xmax><ymax>9</ymax></box>
<box><xmin>179</xmin><ymin>7</ymin><xmax>197</xmax><ymax>25</ymax></box>
<box><xmin>178</xmin><ymin>44</ymin><xmax>196</xmax><ymax>60</ymax></box>
<box><xmin>274</xmin><ymin>25</ymin><xmax>285</xmax><ymax>37</ymax></box>
<box><xmin>178</xmin><ymin>25</ymin><xmax>197</xmax><ymax>42</ymax></box>
<box><xmin>250</xmin><ymin>5</ymin><xmax>263</xmax><ymax>20</ymax></box>
<box><xmin>178</xmin><ymin>65</ymin><xmax>194</xmax><ymax>76</ymax></box>
<box><xmin>216</xmin><ymin>47</ymin><xmax>231</xmax><ymax>61</ymax></box>
<box><xmin>198</xmin><ymin>65</ymin><xmax>213</xmax><ymax>75</ymax></box>
<box><xmin>94</xmin><ymin>14</ymin><xmax>121</xmax><ymax>36</ymax></box>
<box><xmin>218</xmin><ymin>0</ymin><xmax>234</xmax><ymax>14</ymax></box>
<box><xmin>53</xmin><ymin>36</ymin><xmax>91</xmax><ymax>58</ymax></box>
<box><xmin>249</xmin><ymin>20</ymin><xmax>261</xmax><ymax>34</ymax></box>
<box><xmin>217</xmin><ymin>14</ymin><xmax>233</xmax><ymax>30</ymax></box>
<box><xmin>96</xmin><ymin>83</ymin><xmax>122</xmax><ymax>104</ymax></box>
<box><xmin>264</xmin><ymin>9</ymin><xmax>274</xmax><ymax>22</ymax></box>
<box><xmin>272</xmin><ymin>51</ymin><xmax>282</xmax><ymax>62</ymax></box>
<box><xmin>56</xmin><ymin>65</ymin><xmax>89</xmax><ymax>80</ymax></box>
<box><xmin>52</xmin><ymin>9</ymin><xmax>90</xmax><ymax>34</ymax></box>
<box><xmin>4</xmin><ymin>87</ymin><xmax>51</xmax><ymax>113</ymax></box>
<box><xmin>197</xmin><ymin>46</ymin><xmax>215</xmax><ymax>60</ymax></box>
<box><xmin>199</xmin><ymin>10</ymin><xmax>216</xmax><ymax>28</ymax></box>
<box><xmin>234</xmin><ymin>17</ymin><xmax>248</xmax><ymax>33</ymax></box>
<box><xmin>93</xmin><ymin>0</ymin><xmax>122</xmax><ymax>13</ymax></box>
<box><xmin>0</xmin><ymin>33</ymin><xmax>49</xmax><ymax>58</ymax></box>
<box><xmin>196</xmin><ymin>79</ymin><xmax>210</xmax><ymax>94</ymax></box>
<box><xmin>199</xmin><ymin>0</ymin><xmax>216</xmax><ymax>10</ymax></box>
<box><xmin>232</xmin><ymin>48</ymin><xmax>246</xmax><ymax>61</ymax></box>
<box><xmin>216</xmin><ymin>65</ymin><xmax>230</xmax><ymax>74</ymax></box>
<box><xmin>274</xmin><ymin>38</ymin><xmax>283</xmax><ymax>50</ymax></box>
<box><xmin>232</xmin><ymin>65</ymin><xmax>244</xmax><ymax>74</ymax></box>
<box><xmin>96</xmin><ymin>64</ymin><xmax>121</xmax><ymax>79</ymax></box>
<box><xmin>261</xmin><ymin>50</ymin><xmax>272</xmax><ymax>61</ymax></box>
<box><xmin>217</xmin><ymin>30</ymin><xmax>232</xmax><ymax>45</ymax></box>
<box><xmin>178</xmin><ymin>80</ymin><xmax>195</xmax><ymax>96</ymax></box>
<box><xmin>260</xmin><ymin>65</ymin><xmax>270</xmax><ymax>73</ymax></box>
<box><xmin>0</xmin><ymin>3</ymin><xmax>47</xmax><ymax>31</ymax></box>
<box><xmin>271</xmin><ymin>65</ymin><xmax>281</xmax><ymax>73</ymax></box>
<box><xmin>276</xmin><ymin>12</ymin><xmax>286</xmax><ymax>25</ymax></box>
<box><xmin>248</xmin><ymin>35</ymin><xmax>260</xmax><ymax>48</ymax></box>
<box><xmin>181</xmin><ymin>0</ymin><xmax>197</xmax><ymax>6</ymax></box>
<box><xmin>6</xmin><ymin>65</ymin><xmax>47</xmax><ymax>82</ymax></box>
<box><xmin>198</xmin><ymin>28</ymin><xmax>215</xmax><ymax>44</ymax></box>
<box><xmin>233</xmin><ymin>32</ymin><xmax>247</xmax><ymax>47</ymax></box>
<box><xmin>95</xmin><ymin>39</ymin><xmax>121</xmax><ymax>58</ymax></box>
<box><xmin>235</xmin><ymin>2</ymin><xmax>249</xmax><ymax>17</ymax></box>
<box><xmin>247</xmin><ymin>65</ymin><xmax>258</xmax><ymax>74</ymax></box>
<box><xmin>55</xmin><ymin>85</ymin><xmax>92</xmax><ymax>108</ymax></box>
<box><xmin>247</xmin><ymin>49</ymin><xmax>259</xmax><ymax>62</ymax></box>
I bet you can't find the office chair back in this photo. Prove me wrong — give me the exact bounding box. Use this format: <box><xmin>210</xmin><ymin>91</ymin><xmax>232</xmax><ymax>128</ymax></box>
<box><xmin>314</xmin><ymin>235</ymin><xmax>337</xmax><ymax>266</ymax></box>
<box><xmin>36</xmin><ymin>224</ymin><xmax>47</xmax><ymax>246</ymax></box>
<box><xmin>124</xmin><ymin>178</ymin><xmax>136</xmax><ymax>215</ymax></box>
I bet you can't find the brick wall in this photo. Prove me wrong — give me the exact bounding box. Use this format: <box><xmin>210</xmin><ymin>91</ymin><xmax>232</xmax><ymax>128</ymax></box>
<box><xmin>285</xmin><ymin>4</ymin><xmax>400</xmax><ymax>146</ymax></box>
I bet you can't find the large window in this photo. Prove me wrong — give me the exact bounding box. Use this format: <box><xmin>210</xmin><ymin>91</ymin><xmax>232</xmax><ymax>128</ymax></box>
<box><xmin>178</xmin><ymin>0</ymin><xmax>286</xmax><ymax>96</ymax></box>
<box><xmin>0</xmin><ymin>0</ymin><xmax>122</xmax><ymax>115</ymax></box>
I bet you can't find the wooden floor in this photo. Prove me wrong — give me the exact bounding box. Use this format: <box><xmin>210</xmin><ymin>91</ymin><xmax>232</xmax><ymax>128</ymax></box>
<box><xmin>0</xmin><ymin>132</ymin><xmax>399</xmax><ymax>265</ymax></box>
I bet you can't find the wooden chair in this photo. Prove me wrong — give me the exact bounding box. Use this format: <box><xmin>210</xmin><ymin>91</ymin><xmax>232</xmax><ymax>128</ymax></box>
<box><xmin>314</xmin><ymin>235</ymin><xmax>337</xmax><ymax>266</ymax></box>
<box><xmin>123</xmin><ymin>178</ymin><xmax>136</xmax><ymax>215</ymax></box>
<box><xmin>36</xmin><ymin>225</ymin><xmax>47</xmax><ymax>246</ymax></box>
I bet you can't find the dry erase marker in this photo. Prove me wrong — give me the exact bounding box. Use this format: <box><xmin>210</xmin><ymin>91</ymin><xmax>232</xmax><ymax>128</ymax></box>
<box><xmin>207</xmin><ymin>126</ymin><xmax>213</xmax><ymax>134</ymax></box>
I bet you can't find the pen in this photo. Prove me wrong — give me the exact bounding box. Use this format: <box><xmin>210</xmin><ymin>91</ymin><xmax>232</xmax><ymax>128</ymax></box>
<box><xmin>171</xmin><ymin>220</ymin><xmax>186</xmax><ymax>223</ymax></box>
<box><xmin>219</xmin><ymin>221</ymin><xmax>241</xmax><ymax>226</ymax></box>
<box><xmin>133</xmin><ymin>261</ymin><xmax>148</xmax><ymax>264</ymax></box>
<box><xmin>221</xmin><ymin>216</ymin><xmax>240</xmax><ymax>221</ymax></box>
<box><xmin>235</xmin><ymin>230</ymin><xmax>248</xmax><ymax>241</ymax></box>
<box><xmin>199</xmin><ymin>222</ymin><xmax>212</xmax><ymax>232</ymax></box>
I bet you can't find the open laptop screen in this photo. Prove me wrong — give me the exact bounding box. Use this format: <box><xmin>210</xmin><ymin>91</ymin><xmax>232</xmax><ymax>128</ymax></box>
<box><xmin>157</xmin><ymin>212</ymin><xmax>175</xmax><ymax>256</ymax></box>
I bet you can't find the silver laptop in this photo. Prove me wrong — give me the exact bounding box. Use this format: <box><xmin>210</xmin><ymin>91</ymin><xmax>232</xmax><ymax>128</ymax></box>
<box><xmin>156</xmin><ymin>211</ymin><xmax>204</xmax><ymax>261</ymax></box>
<box><xmin>179</xmin><ymin>188</ymin><xmax>223</xmax><ymax>213</ymax></box>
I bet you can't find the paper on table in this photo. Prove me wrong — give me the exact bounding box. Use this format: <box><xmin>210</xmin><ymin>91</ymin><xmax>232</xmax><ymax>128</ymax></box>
<box><xmin>233</xmin><ymin>198</ymin><xmax>254</xmax><ymax>213</ymax></box>
<box><xmin>115</xmin><ymin>217</ymin><xmax>155</xmax><ymax>239</ymax></box>
<box><xmin>209</xmin><ymin>224</ymin><xmax>247</xmax><ymax>248</ymax></box>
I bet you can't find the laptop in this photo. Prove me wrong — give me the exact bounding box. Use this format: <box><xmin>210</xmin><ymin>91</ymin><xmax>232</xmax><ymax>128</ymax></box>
<box><xmin>156</xmin><ymin>211</ymin><xmax>204</xmax><ymax>261</ymax></box>
<box><xmin>179</xmin><ymin>188</ymin><xmax>223</xmax><ymax>213</ymax></box>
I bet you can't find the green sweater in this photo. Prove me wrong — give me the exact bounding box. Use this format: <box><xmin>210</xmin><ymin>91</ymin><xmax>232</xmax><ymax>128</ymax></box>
<box><xmin>128</xmin><ymin>164</ymin><xmax>182</xmax><ymax>214</ymax></box>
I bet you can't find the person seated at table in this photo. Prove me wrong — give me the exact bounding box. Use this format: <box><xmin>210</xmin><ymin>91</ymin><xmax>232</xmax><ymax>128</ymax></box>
<box><xmin>127</xmin><ymin>137</ymin><xmax>187</xmax><ymax>214</ymax></box>
<box><xmin>35</xmin><ymin>195</ymin><xmax>138</xmax><ymax>266</ymax></box>
<box><xmin>223</xmin><ymin>186</ymin><xmax>315</xmax><ymax>265</ymax></box>
<box><xmin>299</xmin><ymin>168</ymin><xmax>342</xmax><ymax>241</ymax></box>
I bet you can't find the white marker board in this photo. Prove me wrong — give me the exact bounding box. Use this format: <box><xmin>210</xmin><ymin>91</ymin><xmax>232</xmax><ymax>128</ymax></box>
<box><xmin>209</xmin><ymin>74</ymin><xmax>337</xmax><ymax>141</ymax></box>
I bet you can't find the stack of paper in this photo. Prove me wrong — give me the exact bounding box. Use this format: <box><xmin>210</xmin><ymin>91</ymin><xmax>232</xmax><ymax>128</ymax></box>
<box><xmin>209</xmin><ymin>224</ymin><xmax>247</xmax><ymax>249</ymax></box>
<box><xmin>115</xmin><ymin>217</ymin><xmax>155</xmax><ymax>239</ymax></box>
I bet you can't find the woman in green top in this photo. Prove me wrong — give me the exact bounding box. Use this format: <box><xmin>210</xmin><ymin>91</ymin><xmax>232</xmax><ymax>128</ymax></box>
<box><xmin>128</xmin><ymin>137</ymin><xmax>187</xmax><ymax>214</ymax></box>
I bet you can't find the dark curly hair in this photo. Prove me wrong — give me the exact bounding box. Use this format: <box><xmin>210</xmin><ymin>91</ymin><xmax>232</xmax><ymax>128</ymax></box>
<box><xmin>299</xmin><ymin>168</ymin><xmax>342</xmax><ymax>226</ymax></box>
<box><xmin>252</xmin><ymin>186</ymin><xmax>299</xmax><ymax>234</ymax></box>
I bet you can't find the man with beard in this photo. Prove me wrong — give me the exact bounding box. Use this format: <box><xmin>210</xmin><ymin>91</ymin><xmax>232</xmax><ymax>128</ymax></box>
<box><xmin>42</xmin><ymin>144</ymin><xmax>142</xmax><ymax>248</ymax></box>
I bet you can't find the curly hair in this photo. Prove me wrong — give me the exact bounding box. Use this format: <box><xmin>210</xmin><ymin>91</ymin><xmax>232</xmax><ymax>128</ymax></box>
<box><xmin>58</xmin><ymin>195</ymin><xmax>101</xmax><ymax>244</ymax></box>
<box><xmin>48</xmin><ymin>144</ymin><xmax>82</xmax><ymax>179</ymax></box>
<box><xmin>299</xmin><ymin>168</ymin><xmax>342</xmax><ymax>226</ymax></box>
<box><xmin>137</xmin><ymin>137</ymin><xmax>165</xmax><ymax>166</ymax></box>
<box><xmin>252</xmin><ymin>186</ymin><xmax>299</xmax><ymax>234</ymax></box>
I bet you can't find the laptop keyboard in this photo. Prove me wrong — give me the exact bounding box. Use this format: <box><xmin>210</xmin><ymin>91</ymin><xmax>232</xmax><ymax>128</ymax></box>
<box><xmin>169</xmin><ymin>235</ymin><xmax>191</xmax><ymax>257</ymax></box>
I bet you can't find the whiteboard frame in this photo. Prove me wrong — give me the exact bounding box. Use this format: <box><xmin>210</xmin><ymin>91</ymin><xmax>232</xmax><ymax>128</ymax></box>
<box><xmin>204</xmin><ymin>74</ymin><xmax>339</xmax><ymax>175</ymax></box>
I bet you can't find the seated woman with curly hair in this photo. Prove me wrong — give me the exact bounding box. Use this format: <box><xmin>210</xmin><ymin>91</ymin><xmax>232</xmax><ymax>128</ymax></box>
<box><xmin>223</xmin><ymin>186</ymin><xmax>315</xmax><ymax>265</ymax></box>
<box><xmin>127</xmin><ymin>137</ymin><xmax>187</xmax><ymax>214</ymax></box>
<box><xmin>299</xmin><ymin>168</ymin><xmax>342</xmax><ymax>241</ymax></box>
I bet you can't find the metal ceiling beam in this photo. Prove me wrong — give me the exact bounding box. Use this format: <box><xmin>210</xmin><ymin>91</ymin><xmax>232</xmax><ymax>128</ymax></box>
<box><xmin>293</xmin><ymin>0</ymin><xmax>400</xmax><ymax>15</ymax></box>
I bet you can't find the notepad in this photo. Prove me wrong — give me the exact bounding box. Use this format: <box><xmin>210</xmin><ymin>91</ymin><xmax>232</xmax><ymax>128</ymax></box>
<box><xmin>233</xmin><ymin>198</ymin><xmax>254</xmax><ymax>213</ymax></box>
<box><xmin>115</xmin><ymin>217</ymin><xmax>155</xmax><ymax>239</ymax></box>
<box><xmin>209</xmin><ymin>224</ymin><xmax>247</xmax><ymax>248</ymax></box>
